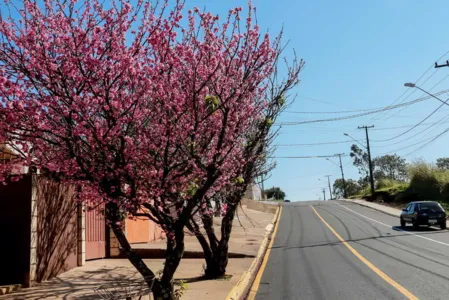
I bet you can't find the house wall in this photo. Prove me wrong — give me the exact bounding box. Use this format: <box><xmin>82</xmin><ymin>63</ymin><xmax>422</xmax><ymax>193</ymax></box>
<box><xmin>0</xmin><ymin>176</ymin><xmax>32</xmax><ymax>286</ymax></box>
<box><xmin>245</xmin><ymin>183</ymin><xmax>262</xmax><ymax>201</ymax></box>
<box><xmin>126</xmin><ymin>216</ymin><xmax>150</xmax><ymax>244</ymax></box>
<box><xmin>34</xmin><ymin>176</ymin><xmax>78</xmax><ymax>282</ymax></box>
<box><xmin>126</xmin><ymin>214</ymin><xmax>165</xmax><ymax>244</ymax></box>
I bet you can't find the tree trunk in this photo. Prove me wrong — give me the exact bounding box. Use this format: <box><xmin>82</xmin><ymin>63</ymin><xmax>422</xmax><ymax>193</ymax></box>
<box><xmin>189</xmin><ymin>203</ymin><xmax>238</xmax><ymax>278</ymax></box>
<box><xmin>152</xmin><ymin>279</ymin><xmax>174</xmax><ymax>300</ymax></box>
<box><xmin>214</xmin><ymin>205</ymin><xmax>237</xmax><ymax>276</ymax></box>
<box><xmin>214</xmin><ymin>199</ymin><xmax>221</xmax><ymax>217</ymax></box>
<box><xmin>152</xmin><ymin>227</ymin><xmax>185</xmax><ymax>300</ymax></box>
<box><xmin>186</xmin><ymin>219</ymin><xmax>215</xmax><ymax>272</ymax></box>
<box><xmin>106</xmin><ymin>203</ymin><xmax>157</xmax><ymax>291</ymax></box>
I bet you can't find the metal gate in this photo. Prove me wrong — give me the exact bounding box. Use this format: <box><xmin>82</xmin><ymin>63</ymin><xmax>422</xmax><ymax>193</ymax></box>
<box><xmin>85</xmin><ymin>204</ymin><xmax>106</xmax><ymax>260</ymax></box>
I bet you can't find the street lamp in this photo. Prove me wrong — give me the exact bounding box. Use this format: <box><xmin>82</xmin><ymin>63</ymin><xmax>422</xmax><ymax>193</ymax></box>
<box><xmin>326</xmin><ymin>158</ymin><xmax>339</xmax><ymax>167</ymax></box>
<box><xmin>404</xmin><ymin>82</ymin><xmax>449</xmax><ymax>107</ymax></box>
<box><xmin>344</xmin><ymin>133</ymin><xmax>366</xmax><ymax>149</ymax></box>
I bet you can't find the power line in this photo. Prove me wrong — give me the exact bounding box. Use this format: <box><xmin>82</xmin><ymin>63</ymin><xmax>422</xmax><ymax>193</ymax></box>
<box><xmin>276</xmin><ymin>118</ymin><xmax>449</xmax><ymax>148</ymax></box>
<box><xmin>297</xmin><ymin>95</ymin><xmax>342</xmax><ymax>107</ymax></box>
<box><xmin>372</xmin><ymin>49</ymin><xmax>449</xmax><ymax>121</ymax></box>
<box><xmin>343</xmin><ymin>161</ymin><xmax>352</xmax><ymax>168</ymax></box>
<box><xmin>270</xmin><ymin>154</ymin><xmax>346</xmax><ymax>159</ymax></box>
<box><xmin>370</xmin><ymin>94</ymin><xmax>449</xmax><ymax>142</ymax></box>
<box><xmin>403</xmin><ymin>126</ymin><xmax>449</xmax><ymax>157</ymax></box>
<box><xmin>370</xmin><ymin>120</ymin><xmax>449</xmax><ymax>131</ymax></box>
<box><xmin>384</xmin><ymin>73</ymin><xmax>449</xmax><ymax>121</ymax></box>
<box><xmin>375</xmin><ymin>131</ymin><xmax>447</xmax><ymax>156</ymax></box>
<box><xmin>285</xmin><ymin>107</ymin><xmax>382</xmax><ymax>115</ymax></box>
<box><xmin>378</xmin><ymin>69</ymin><xmax>441</xmax><ymax>121</ymax></box>
<box><xmin>277</xmin><ymin>89</ymin><xmax>449</xmax><ymax>126</ymax></box>
<box><xmin>371</xmin><ymin>114</ymin><xmax>449</xmax><ymax>145</ymax></box>
<box><xmin>276</xmin><ymin>140</ymin><xmax>353</xmax><ymax>147</ymax></box>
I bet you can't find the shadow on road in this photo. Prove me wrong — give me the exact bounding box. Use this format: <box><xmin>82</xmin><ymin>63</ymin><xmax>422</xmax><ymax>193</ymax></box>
<box><xmin>392</xmin><ymin>225</ymin><xmax>444</xmax><ymax>232</ymax></box>
<box><xmin>271</xmin><ymin>226</ymin><xmax>448</xmax><ymax>251</ymax></box>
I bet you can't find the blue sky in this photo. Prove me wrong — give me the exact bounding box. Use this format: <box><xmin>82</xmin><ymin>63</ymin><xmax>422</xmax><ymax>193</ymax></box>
<box><xmin>7</xmin><ymin>0</ymin><xmax>449</xmax><ymax>200</ymax></box>
<box><xmin>187</xmin><ymin>0</ymin><xmax>449</xmax><ymax>200</ymax></box>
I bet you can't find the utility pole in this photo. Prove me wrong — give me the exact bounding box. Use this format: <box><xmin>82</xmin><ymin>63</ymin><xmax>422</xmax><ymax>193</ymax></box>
<box><xmin>435</xmin><ymin>60</ymin><xmax>449</xmax><ymax>68</ymax></box>
<box><xmin>322</xmin><ymin>188</ymin><xmax>326</xmax><ymax>201</ymax></box>
<box><xmin>324</xmin><ymin>175</ymin><xmax>333</xmax><ymax>200</ymax></box>
<box><xmin>358</xmin><ymin>125</ymin><xmax>375</xmax><ymax>196</ymax></box>
<box><xmin>336</xmin><ymin>153</ymin><xmax>347</xmax><ymax>198</ymax></box>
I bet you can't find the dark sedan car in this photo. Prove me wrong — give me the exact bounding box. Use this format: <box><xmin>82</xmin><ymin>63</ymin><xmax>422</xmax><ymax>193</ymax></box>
<box><xmin>400</xmin><ymin>201</ymin><xmax>447</xmax><ymax>230</ymax></box>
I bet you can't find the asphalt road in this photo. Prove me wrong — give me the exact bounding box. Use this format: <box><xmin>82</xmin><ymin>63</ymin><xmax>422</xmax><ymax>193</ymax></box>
<box><xmin>254</xmin><ymin>200</ymin><xmax>449</xmax><ymax>300</ymax></box>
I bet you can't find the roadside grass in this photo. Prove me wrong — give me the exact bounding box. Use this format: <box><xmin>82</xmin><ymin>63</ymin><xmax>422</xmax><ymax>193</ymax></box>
<box><xmin>348</xmin><ymin>162</ymin><xmax>449</xmax><ymax>213</ymax></box>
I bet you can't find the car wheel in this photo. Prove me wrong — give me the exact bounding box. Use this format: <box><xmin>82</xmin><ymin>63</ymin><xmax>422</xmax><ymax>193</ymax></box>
<box><xmin>400</xmin><ymin>218</ymin><xmax>406</xmax><ymax>228</ymax></box>
<box><xmin>441</xmin><ymin>222</ymin><xmax>447</xmax><ymax>230</ymax></box>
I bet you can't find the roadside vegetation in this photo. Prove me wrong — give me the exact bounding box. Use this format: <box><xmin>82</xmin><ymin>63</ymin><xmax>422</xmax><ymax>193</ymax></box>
<box><xmin>334</xmin><ymin>143</ymin><xmax>449</xmax><ymax>211</ymax></box>
<box><xmin>263</xmin><ymin>187</ymin><xmax>286</xmax><ymax>201</ymax></box>
<box><xmin>346</xmin><ymin>159</ymin><xmax>449</xmax><ymax>211</ymax></box>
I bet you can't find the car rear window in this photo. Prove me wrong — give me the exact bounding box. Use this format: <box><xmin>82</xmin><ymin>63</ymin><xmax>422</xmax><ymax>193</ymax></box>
<box><xmin>418</xmin><ymin>203</ymin><xmax>443</xmax><ymax>211</ymax></box>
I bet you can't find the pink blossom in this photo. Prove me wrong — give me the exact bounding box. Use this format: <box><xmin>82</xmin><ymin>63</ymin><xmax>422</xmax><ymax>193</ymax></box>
<box><xmin>0</xmin><ymin>0</ymin><xmax>290</xmax><ymax>260</ymax></box>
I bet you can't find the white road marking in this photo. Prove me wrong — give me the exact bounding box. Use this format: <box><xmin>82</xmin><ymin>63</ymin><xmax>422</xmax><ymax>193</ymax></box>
<box><xmin>339</xmin><ymin>203</ymin><xmax>449</xmax><ymax>247</ymax></box>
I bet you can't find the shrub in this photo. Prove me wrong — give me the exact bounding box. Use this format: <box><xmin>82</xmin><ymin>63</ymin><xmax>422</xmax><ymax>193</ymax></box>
<box><xmin>376</xmin><ymin>178</ymin><xmax>400</xmax><ymax>190</ymax></box>
<box><xmin>407</xmin><ymin>160</ymin><xmax>449</xmax><ymax>200</ymax></box>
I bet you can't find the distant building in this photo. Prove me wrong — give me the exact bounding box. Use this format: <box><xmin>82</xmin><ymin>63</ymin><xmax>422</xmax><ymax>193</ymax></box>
<box><xmin>245</xmin><ymin>182</ymin><xmax>262</xmax><ymax>201</ymax></box>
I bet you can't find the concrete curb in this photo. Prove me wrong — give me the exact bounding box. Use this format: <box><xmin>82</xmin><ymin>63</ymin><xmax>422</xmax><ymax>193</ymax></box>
<box><xmin>120</xmin><ymin>249</ymin><xmax>254</xmax><ymax>259</ymax></box>
<box><xmin>342</xmin><ymin>199</ymin><xmax>399</xmax><ymax>218</ymax></box>
<box><xmin>225</xmin><ymin>205</ymin><xmax>281</xmax><ymax>300</ymax></box>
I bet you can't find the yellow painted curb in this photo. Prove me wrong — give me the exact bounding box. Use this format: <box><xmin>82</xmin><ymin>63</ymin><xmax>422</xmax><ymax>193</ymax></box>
<box><xmin>225</xmin><ymin>205</ymin><xmax>282</xmax><ymax>300</ymax></box>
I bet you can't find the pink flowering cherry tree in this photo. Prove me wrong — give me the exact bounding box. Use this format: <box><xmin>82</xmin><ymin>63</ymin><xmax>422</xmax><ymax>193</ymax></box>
<box><xmin>187</xmin><ymin>51</ymin><xmax>303</xmax><ymax>278</ymax></box>
<box><xmin>0</xmin><ymin>0</ymin><xmax>285</xmax><ymax>298</ymax></box>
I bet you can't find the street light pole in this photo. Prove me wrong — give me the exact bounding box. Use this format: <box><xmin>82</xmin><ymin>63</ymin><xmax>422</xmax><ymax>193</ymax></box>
<box><xmin>324</xmin><ymin>175</ymin><xmax>333</xmax><ymax>200</ymax></box>
<box><xmin>344</xmin><ymin>133</ymin><xmax>366</xmax><ymax>149</ymax></box>
<box><xmin>322</xmin><ymin>188</ymin><xmax>326</xmax><ymax>201</ymax></box>
<box><xmin>404</xmin><ymin>83</ymin><xmax>449</xmax><ymax>107</ymax></box>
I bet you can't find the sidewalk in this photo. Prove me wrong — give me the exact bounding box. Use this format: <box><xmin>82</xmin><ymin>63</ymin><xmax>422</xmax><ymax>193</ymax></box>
<box><xmin>132</xmin><ymin>204</ymin><xmax>275</xmax><ymax>258</ymax></box>
<box><xmin>1</xmin><ymin>258</ymin><xmax>255</xmax><ymax>300</ymax></box>
<box><xmin>2</xmin><ymin>203</ymin><xmax>276</xmax><ymax>300</ymax></box>
<box><xmin>343</xmin><ymin>199</ymin><xmax>402</xmax><ymax>217</ymax></box>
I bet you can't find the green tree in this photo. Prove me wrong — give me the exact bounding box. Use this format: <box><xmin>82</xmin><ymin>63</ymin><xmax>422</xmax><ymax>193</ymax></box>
<box><xmin>436</xmin><ymin>158</ymin><xmax>449</xmax><ymax>170</ymax></box>
<box><xmin>264</xmin><ymin>187</ymin><xmax>286</xmax><ymax>200</ymax></box>
<box><xmin>350</xmin><ymin>144</ymin><xmax>372</xmax><ymax>180</ymax></box>
<box><xmin>333</xmin><ymin>179</ymin><xmax>362</xmax><ymax>198</ymax></box>
<box><xmin>350</xmin><ymin>145</ymin><xmax>407</xmax><ymax>182</ymax></box>
<box><xmin>373</xmin><ymin>154</ymin><xmax>407</xmax><ymax>181</ymax></box>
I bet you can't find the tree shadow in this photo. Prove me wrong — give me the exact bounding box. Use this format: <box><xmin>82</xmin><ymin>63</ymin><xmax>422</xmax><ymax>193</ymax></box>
<box><xmin>35</xmin><ymin>177</ymin><xmax>78</xmax><ymax>282</ymax></box>
<box><xmin>270</xmin><ymin>228</ymin><xmax>448</xmax><ymax>251</ymax></box>
<box><xmin>175</xmin><ymin>276</ymin><xmax>209</xmax><ymax>284</ymax></box>
<box><xmin>1</xmin><ymin>266</ymin><xmax>150</xmax><ymax>300</ymax></box>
